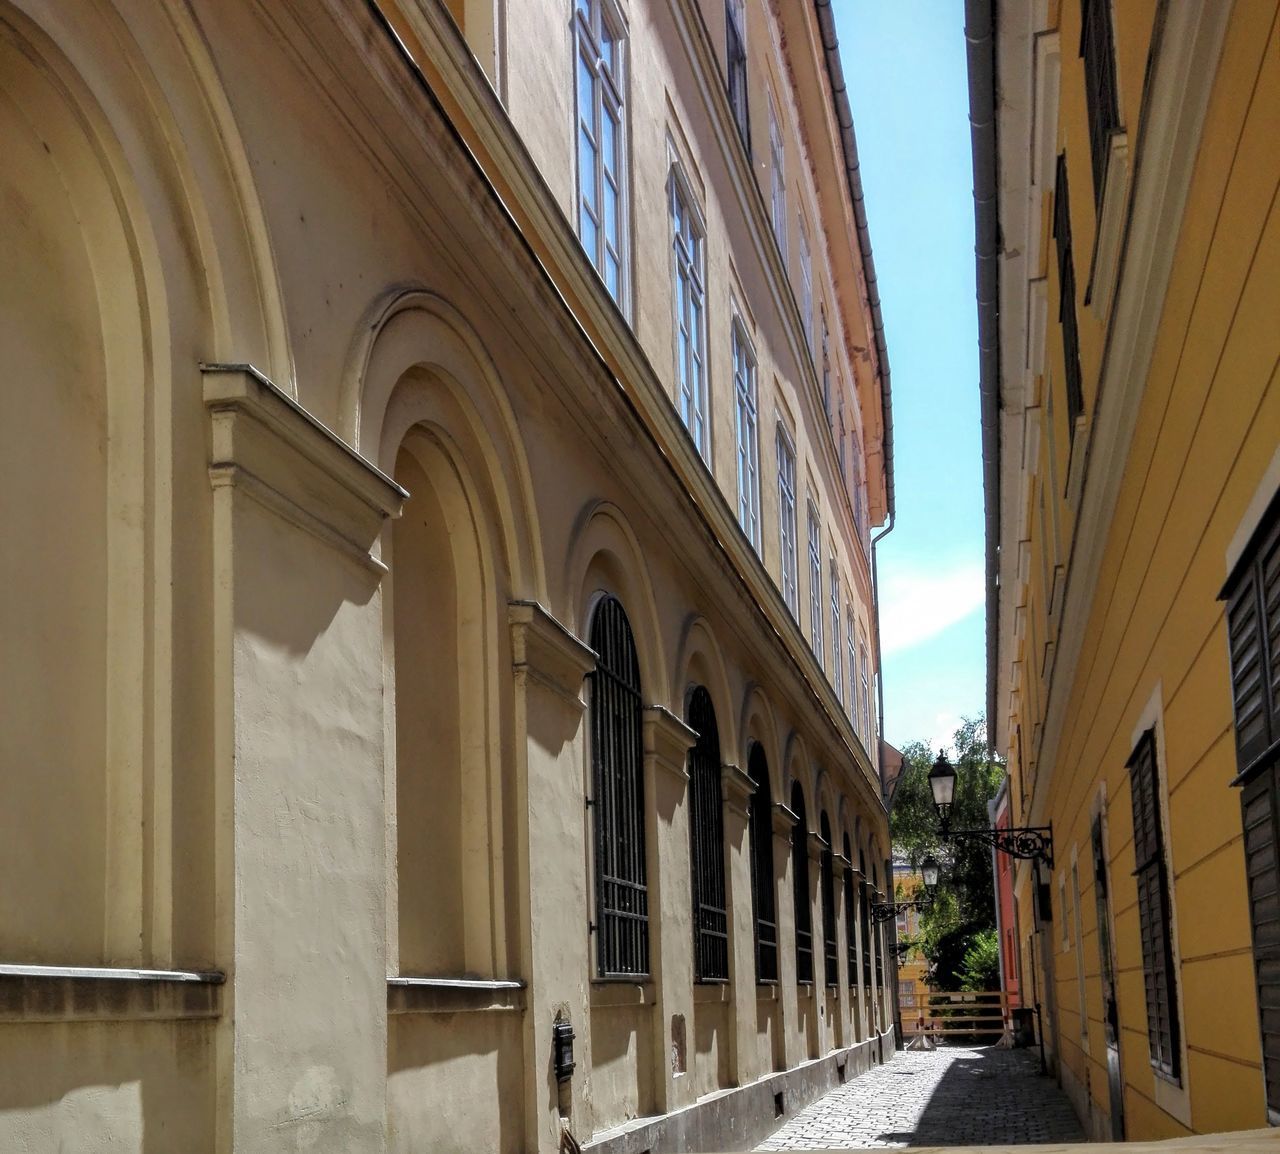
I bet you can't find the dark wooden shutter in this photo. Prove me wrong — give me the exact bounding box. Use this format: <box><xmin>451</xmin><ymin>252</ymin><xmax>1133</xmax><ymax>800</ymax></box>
<box><xmin>1054</xmin><ymin>153</ymin><xmax>1085</xmax><ymax>431</ymax></box>
<box><xmin>589</xmin><ymin>596</ymin><xmax>649</xmax><ymax>977</ymax></box>
<box><xmin>688</xmin><ymin>687</ymin><xmax>728</xmax><ymax>982</ymax></box>
<box><xmin>1127</xmin><ymin>729</ymin><xmax>1181</xmax><ymax>1078</ymax></box>
<box><xmin>1080</xmin><ymin>0</ymin><xmax>1121</xmax><ymax>206</ymax></box>
<box><xmin>1226</xmin><ymin>496</ymin><xmax>1280</xmax><ymax>1119</ymax></box>
<box><xmin>748</xmin><ymin>745</ymin><xmax>778</xmax><ymax>982</ymax></box>
<box><xmin>791</xmin><ymin>783</ymin><xmax>813</xmax><ymax>983</ymax></box>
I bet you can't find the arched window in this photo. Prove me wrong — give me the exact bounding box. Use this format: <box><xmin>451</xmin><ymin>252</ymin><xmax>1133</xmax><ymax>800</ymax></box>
<box><xmin>687</xmin><ymin>686</ymin><xmax>727</xmax><ymax>981</ymax></box>
<box><xmin>589</xmin><ymin>595</ymin><xmax>648</xmax><ymax>977</ymax></box>
<box><xmin>748</xmin><ymin>744</ymin><xmax>778</xmax><ymax>982</ymax></box>
<box><xmin>820</xmin><ymin>812</ymin><xmax>838</xmax><ymax>987</ymax></box>
<box><xmin>843</xmin><ymin>834</ymin><xmax>857</xmax><ymax>989</ymax></box>
<box><xmin>859</xmin><ymin>850</ymin><xmax>872</xmax><ymax>988</ymax></box>
<box><xmin>791</xmin><ymin>781</ymin><xmax>813</xmax><ymax>984</ymax></box>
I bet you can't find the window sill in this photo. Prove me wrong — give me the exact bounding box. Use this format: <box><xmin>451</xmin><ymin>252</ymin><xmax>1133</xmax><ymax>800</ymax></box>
<box><xmin>0</xmin><ymin>963</ymin><xmax>224</xmax><ymax>1023</ymax></box>
<box><xmin>387</xmin><ymin>975</ymin><xmax>526</xmax><ymax>1015</ymax></box>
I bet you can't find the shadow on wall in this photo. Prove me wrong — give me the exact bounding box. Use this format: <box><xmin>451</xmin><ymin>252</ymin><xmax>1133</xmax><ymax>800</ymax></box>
<box><xmin>0</xmin><ymin>1020</ymin><xmax>216</xmax><ymax>1153</ymax></box>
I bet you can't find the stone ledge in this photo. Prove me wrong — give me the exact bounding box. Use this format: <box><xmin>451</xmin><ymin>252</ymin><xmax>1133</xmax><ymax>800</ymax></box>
<box><xmin>387</xmin><ymin>976</ymin><xmax>526</xmax><ymax>1015</ymax></box>
<box><xmin>0</xmin><ymin>964</ymin><xmax>224</xmax><ymax>1023</ymax></box>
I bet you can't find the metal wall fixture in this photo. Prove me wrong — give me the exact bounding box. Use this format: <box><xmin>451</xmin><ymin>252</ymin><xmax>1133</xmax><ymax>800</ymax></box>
<box><xmin>870</xmin><ymin>855</ymin><xmax>939</xmax><ymax>924</ymax></box>
<box><xmin>928</xmin><ymin>751</ymin><xmax>1055</xmax><ymax>868</ymax></box>
<box><xmin>553</xmin><ymin>1018</ymin><xmax>576</xmax><ymax>1084</ymax></box>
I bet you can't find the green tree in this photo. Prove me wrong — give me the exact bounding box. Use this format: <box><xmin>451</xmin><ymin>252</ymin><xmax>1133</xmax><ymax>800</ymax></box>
<box><xmin>889</xmin><ymin>715</ymin><xmax>1004</xmax><ymax>987</ymax></box>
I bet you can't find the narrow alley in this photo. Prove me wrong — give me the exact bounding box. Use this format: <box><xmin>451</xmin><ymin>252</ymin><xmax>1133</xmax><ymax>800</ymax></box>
<box><xmin>757</xmin><ymin>1047</ymin><xmax>1085</xmax><ymax>1150</ymax></box>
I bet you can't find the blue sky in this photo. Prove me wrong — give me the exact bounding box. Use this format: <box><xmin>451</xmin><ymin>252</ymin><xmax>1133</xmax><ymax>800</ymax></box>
<box><xmin>835</xmin><ymin>2</ymin><xmax>985</xmax><ymax>756</ymax></box>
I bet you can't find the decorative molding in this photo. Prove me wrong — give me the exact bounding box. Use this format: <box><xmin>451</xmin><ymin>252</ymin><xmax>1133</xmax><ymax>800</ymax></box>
<box><xmin>387</xmin><ymin>975</ymin><xmax>525</xmax><ymax>1015</ymax></box>
<box><xmin>509</xmin><ymin>601</ymin><xmax>596</xmax><ymax>709</ymax></box>
<box><xmin>203</xmin><ymin>364</ymin><xmax>405</xmax><ymax>571</ymax></box>
<box><xmin>772</xmin><ymin>801</ymin><xmax>799</xmax><ymax>840</ymax></box>
<box><xmin>807</xmin><ymin>830</ymin><xmax>829</xmax><ymax>863</ymax></box>
<box><xmin>643</xmin><ymin>706</ymin><xmax>697</xmax><ymax>781</ymax></box>
<box><xmin>1029</xmin><ymin>2</ymin><xmax>1232</xmax><ymax>820</ymax></box>
<box><xmin>721</xmin><ymin>762</ymin><xmax>756</xmax><ymax>817</ymax></box>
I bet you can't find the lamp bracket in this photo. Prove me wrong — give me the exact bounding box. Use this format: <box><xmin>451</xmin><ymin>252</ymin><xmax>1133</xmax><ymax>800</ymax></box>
<box><xmin>943</xmin><ymin>824</ymin><xmax>1054</xmax><ymax>870</ymax></box>
<box><xmin>870</xmin><ymin>898</ymin><xmax>932</xmax><ymax>924</ymax></box>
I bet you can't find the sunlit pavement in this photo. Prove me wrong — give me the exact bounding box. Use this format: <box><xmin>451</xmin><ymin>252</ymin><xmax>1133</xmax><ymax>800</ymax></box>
<box><xmin>756</xmin><ymin>1046</ymin><xmax>1085</xmax><ymax>1150</ymax></box>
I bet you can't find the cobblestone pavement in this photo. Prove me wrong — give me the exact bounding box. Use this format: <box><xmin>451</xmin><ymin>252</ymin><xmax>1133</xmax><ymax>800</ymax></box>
<box><xmin>756</xmin><ymin>1046</ymin><xmax>1085</xmax><ymax>1149</ymax></box>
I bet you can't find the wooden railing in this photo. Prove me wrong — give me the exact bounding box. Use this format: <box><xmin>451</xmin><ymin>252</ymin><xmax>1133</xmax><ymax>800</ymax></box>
<box><xmin>901</xmin><ymin>990</ymin><xmax>1012</xmax><ymax>1039</ymax></box>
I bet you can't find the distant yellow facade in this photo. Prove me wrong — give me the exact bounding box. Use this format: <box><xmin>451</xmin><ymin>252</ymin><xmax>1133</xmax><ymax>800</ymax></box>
<box><xmin>977</xmin><ymin>0</ymin><xmax>1280</xmax><ymax>1142</ymax></box>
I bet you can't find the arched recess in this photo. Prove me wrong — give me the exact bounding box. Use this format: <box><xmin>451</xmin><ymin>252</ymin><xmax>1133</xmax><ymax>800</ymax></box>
<box><xmin>740</xmin><ymin>684</ymin><xmax>783</xmax><ymax>799</ymax></box>
<box><xmin>565</xmin><ymin>500</ymin><xmax>668</xmax><ymax>706</ymax></box>
<box><xmin>674</xmin><ymin>616</ymin><xmax>738</xmax><ymax>762</ymax></box>
<box><xmin>746</xmin><ymin>741</ymin><xmax>778</xmax><ymax>982</ymax></box>
<box><xmin>781</xmin><ymin>731</ymin><xmax>814</xmax><ymax>814</ymax></box>
<box><xmin>346</xmin><ymin>287</ymin><xmax>545</xmax><ymax>601</ymax></box>
<box><xmin>686</xmin><ymin>686</ymin><xmax>727</xmax><ymax>982</ymax></box>
<box><xmin>0</xmin><ymin>2</ymin><xmax>285</xmax><ymax>966</ymax></box>
<box><xmin>383</xmin><ymin>389</ymin><xmax>518</xmax><ymax>979</ymax></box>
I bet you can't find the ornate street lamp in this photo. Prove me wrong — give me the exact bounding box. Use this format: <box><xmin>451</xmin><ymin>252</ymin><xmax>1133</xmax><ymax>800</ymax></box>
<box><xmin>927</xmin><ymin>750</ymin><xmax>1054</xmax><ymax>869</ymax></box>
<box><xmin>871</xmin><ymin>853</ymin><xmax>941</xmax><ymax>924</ymax></box>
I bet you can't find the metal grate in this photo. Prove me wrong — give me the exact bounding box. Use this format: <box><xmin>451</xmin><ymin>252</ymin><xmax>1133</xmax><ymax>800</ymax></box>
<box><xmin>1080</xmin><ymin>0</ymin><xmax>1121</xmax><ymax>207</ymax></box>
<box><xmin>843</xmin><ymin>836</ymin><xmax>857</xmax><ymax>988</ymax></box>
<box><xmin>859</xmin><ymin>853</ymin><xmax>872</xmax><ymax>988</ymax></box>
<box><xmin>749</xmin><ymin>744</ymin><xmax>779</xmax><ymax>982</ymax></box>
<box><xmin>820</xmin><ymin>814</ymin><xmax>838</xmax><ymax>987</ymax></box>
<box><xmin>792</xmin><ymin>782</ymin><xmax>813</xmax><ymax>984</ymax></box>
<box><xmin>688</xmin><ymin>687</ymin><xmax>728</xmax><ymax>982</ymax></box>
<box><xmin>589</xmin><ymin>596</ymin><xmax>649</xmax><ymax>978</ymax></box>
<box><xmin>1054</xmin><ymin>153</ymin><xmax>1085</xmax><ymax>432</ymax></box>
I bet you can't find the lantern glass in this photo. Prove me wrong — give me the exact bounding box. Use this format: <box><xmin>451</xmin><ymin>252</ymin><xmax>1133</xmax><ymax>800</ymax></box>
<box><xmin>921</xmin><ymin>854</ymin><xmax>940</xmax><ymax>890</ymax></box>
<box><xmin>928</xmin><ymin>752</ymin><xmax>956</xmax><ymax>811</ymax></box>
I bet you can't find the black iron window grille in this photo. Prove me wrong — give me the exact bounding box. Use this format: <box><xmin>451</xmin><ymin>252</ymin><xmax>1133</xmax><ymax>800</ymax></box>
<box><xmin>820</xmin><ymin>814</ymin><xmax>838</xmax><ymax>987</ymax></box>
<box><xmin>1080</xmin><ymin>0</ymin><xmax>1121</xmax><ymax>207</ymax></box>
<box><xmin>859</xmin><ymin>853</ymin><xmax>872</xmax><ymax>988</ymax></box>
<box><xmin>688</xmin><ymin>687</ymin><xmax>728</xmax><ymax>982</ymax></box>
<box><xmin>1054</xmin><ymin>153</ymin><xmax>1085</xmax><ymax>435</ymax></box>
<box><xmin>1223</xmin><ymin>497</ymin><xmax>1280</xmax><ymax>1117</ymax></box>
<box><xmin>725</xmin><ymin>0</ymin><xmax>749</xmax><ymax>155</ymax></box>
<box><xmin>842</xmin><ymin>836</ymin><xmax>857</xmax><ymax>988</ymax></box>
<box><xmin>748</xmin><ymin>744</ymin><xmax>779</xmax><ymax>982</ymax></box>
<box><xmin>791</xmin><ymin>782</ymin><xmax>813</xmax><ymax>984</ymax></box>
<box><xmin>1128</xmin><ymin>728</ymin><xmax>1181</xmax><ymax>1080</ymax></box>
<box><xmin>589</xmin><ymin>595</ymin><xmax>649</xmax><ymax>978</ymax></box>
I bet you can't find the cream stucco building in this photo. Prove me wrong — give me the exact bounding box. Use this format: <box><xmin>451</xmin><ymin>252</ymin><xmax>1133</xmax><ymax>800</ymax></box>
<box><xmin>0</xmin><ymin>0</ymin><xmax>895</xmax><ymax>1150</ymax></box>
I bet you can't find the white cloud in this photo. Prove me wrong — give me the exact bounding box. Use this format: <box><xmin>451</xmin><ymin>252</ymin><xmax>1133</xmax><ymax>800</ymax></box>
<box><xmin>878</xmin><ymin>559</ymin><xmax>985</xmax><ymax>656</ymax></box>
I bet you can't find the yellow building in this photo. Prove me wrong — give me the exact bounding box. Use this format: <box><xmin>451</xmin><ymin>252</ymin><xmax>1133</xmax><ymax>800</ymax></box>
<box><xmin>891</xmin><ymin>862</ymin><xmax>936</xmax><ymax>1040</ymax></box>
<box><xmin>0</xmin><ymin>0</ymin><xmax>894</xmax><ymax>1150</ymax></box>
<box><xmin>975</xmin><ymin>0</ymin><xmax>1280</xmax><ymax>1141</ymax></box>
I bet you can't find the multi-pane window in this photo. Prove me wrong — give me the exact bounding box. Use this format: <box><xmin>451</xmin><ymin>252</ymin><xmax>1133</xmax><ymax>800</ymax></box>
<box><xmin>1054</xmin><ymin>153</ymin><xmax>1085</xmax><ymax>434</ymax></box>
<box><xmin>670</xmin><ymin>172</ymin><xmax>707</xmax><ymax>457</ymax></box>
<box><xmin>830</xmin><ymin>561</ymin><xmax>843</xmax><ymax>705</ymax></box>
<box><xmin>1223</xmin><ymin>499</ymin><xmax>1280</xmax><ymax>1118</ymax></box>
<box><xmin>851</xmin><ymin>443</ymin><xmax>865</xmax><ymax>543</ymax></box>
<box><xmin>688</xmin><ymin>687</ymin><xmax>728</xmax><ymax>982</ymax></box>
<box><xmin>725</xmin><ymin>0</ymin><xmax>749</xmax><ymax>153</ymax></box>
<box><xmin>807</xmin><ymin>501</ymin><xmax>823</xmax><ymax>667</ymax></box>
<box><xmin>791</xmin><ymin>782</ymin><xmax>813</xmax><ymax>983</ymax></box>
<box><xmin>820</xmin><ymin>814</ymin><xmax>838</xmax><ymax>987</ymax></box>
<box><xmin>846</xmin><ymin>605</ymin><xmax>858</xmax><ymax>728</ymax></box>
<box><xmin>748</xmin><ymin>744</ymin><xmax>778</xmax><ymax>982</ymax></box>
<box><xmin>1128</xmin><ymin>729</ymin><xmax>1181</xmax><ymax>1079</ymax></box>
<box><xmin>799</xmin><ymin>224</ymin><xmax>813</xmax><ymax>352</ymax></box>
<box><xmin>777</xmin><ymin>425</ymin><xmax>799</xmax><ymax>616</ymax></box>
<box><xmin>589</xmin><ymin>595</ymin><xmax>648</xmax><ymax>977</ymax></box>
<box><xmin>575</xmin><ymin>0</ymin><xmax>627</xmax><ymax>307</ymax></box>
<box><xmin>733</xmin><ymin>324</ymin><xmax>761</xmax><ymax>549</ymax></box>
<box><xmin>859</xmin><ymin>635</ymin><xmax>871</xmax><ymax>746</ymax></box>
<box><xmin>1081</xmin><ymin>0</ymin><xmax>1121</xmax><ymax>206</ymax></box>
<box><xmin>768</xmin><ymin>90</ymin><xmax>786</xmax><ymax>258</ymax></box>
<box><xmin>820</xmin><ymin>312</ymin><xmax>831</xmax><ymax>420</ymax></box>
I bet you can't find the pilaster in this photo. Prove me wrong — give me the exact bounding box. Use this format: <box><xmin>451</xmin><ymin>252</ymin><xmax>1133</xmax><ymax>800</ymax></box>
<box><xmin>720</xmin><ymin>763</ymin><xmax>756</xmax><ymax>1085</ymax></box>
<box><xmin>771</xmin><ymin>802</ymin><xmax>801</xmax><ymax>1068</ymax></box>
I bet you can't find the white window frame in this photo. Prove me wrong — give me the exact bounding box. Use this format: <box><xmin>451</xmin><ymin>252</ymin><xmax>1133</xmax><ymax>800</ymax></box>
<box><xmin>807</xmin><ymin>499</ymin><xmax>823</xmax><ymax>666</ymax></box>
<box><xmin>733</xmin><ymin>321</ymin><xmax>761</xmax><ymax>550</ymax></box>
<box><xmin>777</xmin><ymin>423</ymin><xmax>799</xmax><ymax>616</ymax></box>
<box><xmin>830</xmin><ymin>559</ymin><xmax>843</xmax><ymax>704</ymax></box>
<box><xmin>846</xmin><ymin>604</ymin><xmax>857</xmax><ymax>727</ymax></box>
<box><xmin>859</xmin><ymin>634</ymin><xmax>871</xmax><ymax>744</ymax></box>
<box><xmin>574</xmin><ymin>0</ymin><xmax>629</xmax><ymax>311</ymax></box>
<box><xmin>799</xmin><ymin>221</ymin><xmax>813</xmax><ymax>352</ymax></box>
<box><xmin>669</xmin><ymin>165</ymin><xmax>708</xmax><ymax>459</ymax></box>
<box><xmin>768</xmin><ymin>90</ymin><xmax>786</xmax><ymax>259</ymax></box>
